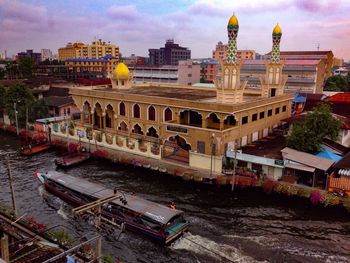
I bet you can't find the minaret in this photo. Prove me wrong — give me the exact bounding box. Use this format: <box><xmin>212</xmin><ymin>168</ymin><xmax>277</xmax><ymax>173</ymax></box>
<box><xmin>215</xmin><ymin>14</ymin><xmax>247</xmax><ymax>104</ymax></box>
<box><xmin>260</xmin><ymin>24</ymin><xmax>287</xmax><ymax>98</ymax></box>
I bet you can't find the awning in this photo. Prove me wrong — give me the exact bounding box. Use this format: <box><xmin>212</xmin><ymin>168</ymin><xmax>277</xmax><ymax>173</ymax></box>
<box><xmin>285</xmin><ymin>163</ymin><xmax>315</xmax><ymax>173</ymax></box>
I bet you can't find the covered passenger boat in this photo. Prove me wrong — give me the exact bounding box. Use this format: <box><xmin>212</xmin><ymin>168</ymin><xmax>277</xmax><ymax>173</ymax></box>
<box><xmin>35</xmin><ymin>171</ymin><xmax>189</xmax><ymax>244</ymax></box>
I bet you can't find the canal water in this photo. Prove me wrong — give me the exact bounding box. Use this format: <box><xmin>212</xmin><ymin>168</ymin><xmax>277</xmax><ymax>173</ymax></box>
<box><xmin>1</xmin><ymin>133</ymin><xmax>350</xmax><ymax>263</ymax></box>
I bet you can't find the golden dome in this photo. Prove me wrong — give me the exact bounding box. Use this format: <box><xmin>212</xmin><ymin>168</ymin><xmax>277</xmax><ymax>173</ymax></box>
<box><xmin>228</xmin><ymin>14</ymin><xmax>239</xmax><ymax>26</ymax></box>
<box><xmin>113</xmin><ymin>62</ymin><xmax>129</xmax><ymax>80</ymax></box>
<box><xmin>273</xmin><ymin>24</ymin><xmax>282</xmax><ymax>35</ymax></box>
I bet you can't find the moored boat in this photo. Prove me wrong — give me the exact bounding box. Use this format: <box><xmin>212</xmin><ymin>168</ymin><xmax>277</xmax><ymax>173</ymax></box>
<box><xmin>35</xmin><ymin>171</ymin><xmax>189</xmax><ymax>244</ymax></box>
<box><xmin>55</xmin><ymin>152</ymin><xmax>91</xmax><ymax>168</ymax></box>
<box><xmin>20</xmin><ymin>144</ymin><xmax>51</xmax><ymax>156</ymax></box>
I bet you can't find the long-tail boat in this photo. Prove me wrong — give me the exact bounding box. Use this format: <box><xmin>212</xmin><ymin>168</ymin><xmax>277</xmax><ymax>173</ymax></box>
<box><xmin>20</xmin><ymin>144</ymin><xmax>51</xmax><ymax>156</ymax></box>
<box><xmin>35</xmin><ymin>171</ymin><xmax>189</xmax><ymax>244</ymax></box>
<box><xmin>55</xmin><ymin>151</ymin><xmax>91</xmax><ymax>168</ymax></box>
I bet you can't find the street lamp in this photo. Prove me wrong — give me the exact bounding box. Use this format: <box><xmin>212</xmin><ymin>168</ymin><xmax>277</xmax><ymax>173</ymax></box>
<box><xmin>230</xmin><ymin>142</ymin><xmax>241</xmax><ymax>192</ymax></box>
<box><xmin>13</xmin><ymin>100</ymin><xmax>21</xmax><ymax>136</ymax></box>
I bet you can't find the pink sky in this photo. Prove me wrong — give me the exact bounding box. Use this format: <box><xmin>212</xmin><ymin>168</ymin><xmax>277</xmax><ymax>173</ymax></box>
<box><xmin>0</xmin><ymin>0</ymin><xmax>349</xmax><ymax>61</ymax></box>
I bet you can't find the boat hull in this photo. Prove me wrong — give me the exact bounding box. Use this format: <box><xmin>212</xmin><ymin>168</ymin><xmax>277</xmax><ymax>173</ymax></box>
<box><xmin>55</xmin><ymin>152</ymin><xmax>91</xmax><ymax>168</ymax></box>
<box><xmin>36</xmin><ymin>172</ymin><xmax>188</xmax><ymax>245</ymax></box>
<box><xmin>21</xmin><ymin>145</ymin><xmax>50</xmax><ymax>156</ymax></box>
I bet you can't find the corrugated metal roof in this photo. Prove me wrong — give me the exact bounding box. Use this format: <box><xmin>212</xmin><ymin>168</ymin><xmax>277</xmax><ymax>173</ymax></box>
<box><xmin>281</xmin><ymin>147</ymin><xmax>334</xmax><ymax>171</ymax></box>
<box><xmin>45</xmin><ymin>171</ymin><xmax>183</xmax><ymax>225</ymax></box>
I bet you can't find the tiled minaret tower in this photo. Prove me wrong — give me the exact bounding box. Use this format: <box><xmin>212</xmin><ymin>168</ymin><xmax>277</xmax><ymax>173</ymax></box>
<box><xmin>216</xmin><ymin>14</ymin><xmax>247</xmax><ymax>104</ymax></box>
<box><xmin>260</xmin><ymin>24</ymin><xmax>287</xmax><ymax>98</ymax></box>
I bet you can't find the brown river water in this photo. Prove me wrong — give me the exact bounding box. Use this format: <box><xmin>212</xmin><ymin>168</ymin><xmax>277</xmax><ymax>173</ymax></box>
<box><xmin>1</xmin><ymin>133</ymin><xmax>350</xmax><ymax>263</ymax></box>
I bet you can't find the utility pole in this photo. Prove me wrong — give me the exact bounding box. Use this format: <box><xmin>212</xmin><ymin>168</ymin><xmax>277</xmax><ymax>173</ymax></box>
<box><xmin>231</xmin><ymin>149</ymin><xmax>237</xmax><ymax>192</ymax></box>
<box><xmin>14</xmin><ymin>102</ymin><xmax>19</xmax><ymax>136</ymax></box>
<box><xmin>25</xmin><ymin>107</ymin><xmax>29</xmax><ymax>140</ymax></box>
<box><xmin>5</xmin><ymin>153</ymin><xmax>17</xmax><ymax>216</ymax></box>
<box><xmin>72</xmin><ymin>194</ymin><xmax>123</xmax><ymax>263</ymax></box>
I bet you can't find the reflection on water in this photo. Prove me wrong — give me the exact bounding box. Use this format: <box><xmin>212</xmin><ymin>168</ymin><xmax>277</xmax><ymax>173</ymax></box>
<box><xmin>0</xmin><ymin>133</ymin><xmax>350</xmax><ymax>263</ymax></box>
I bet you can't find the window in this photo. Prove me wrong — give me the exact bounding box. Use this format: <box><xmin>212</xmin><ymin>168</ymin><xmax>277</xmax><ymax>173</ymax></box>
<box><xmin>242</xmin><ymin>116</ymin><xmax>248</xmax><ymax>124</ymax></box>
<box><xmin>252</xmin><ymin>113</ymin><xmax>258</xmax><ymax>121</ymax></box>
<box><xmin>188</xmin><ymin>74</ymin><xmax>192</xmax><ymax>77</ymax></box>
<box><xmin>119</xmin><ymin>102</ymin><xmax>125</xmax><ymax>116</ymax></box>
<box><xmin>148</xmin><ymin>106</ymin><xmax>156</xmax><ymax>121</ymax></box>
<box><xmin>282</xmin><ymin>105</ymin><xmax>287</xmax><ymax>112</ymax></box>
<box><xmin>259</xmin><ymin>111</ymin><xmax>265</xmax><ymax>119</ymax></box>
<box><xmin>133</xmin><ymin>104</ymin><xmax>140</xmax><ymax>118</ymax></box>
<box><xmin>268</xmin><ymin>109</ymin><xmax>273</xmax><ymax>117</ymax></box>
<box><xmin>164</xmin><ymin>108</ymin><xmax>173</xmax><ymax>121</ymax></box>
<box><xmin>197</xmin><ymin>141</ymin><xmax>205</xmax><ymax>154</ymax></box>
<box><xmin>275</xmin><ymin>107</ymin><xmax>280</xmax><ymax>114</ymax></box>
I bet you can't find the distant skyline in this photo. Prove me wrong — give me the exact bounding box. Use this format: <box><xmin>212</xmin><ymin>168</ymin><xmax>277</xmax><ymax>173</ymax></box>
<box><xmin>0</xmin><ymin>0</ymin><xmax>349</xmax><ymax>60</ymax></box>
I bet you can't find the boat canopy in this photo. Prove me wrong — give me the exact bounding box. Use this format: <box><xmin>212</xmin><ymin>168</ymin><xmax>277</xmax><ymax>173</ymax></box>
<box><xmin>44</xmin><ymin>171</ymin><xmax>183</xmax><ymax>225</ymax></box>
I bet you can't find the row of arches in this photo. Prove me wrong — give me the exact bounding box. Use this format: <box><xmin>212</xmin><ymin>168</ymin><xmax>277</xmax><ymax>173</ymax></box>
<box><xmin>82</xmin><ymin>101</ymin><xmax>173</xmax><ymax>129</ymax></box>
<box><xmin>82</xmin><ymin>101</ymin><xmax>238</xmax><ymax>131</ymax></box>
<box><xmin>117</xmin><ymin>122</ymin><xmax>159</xmax><ymax>138</ymax></box>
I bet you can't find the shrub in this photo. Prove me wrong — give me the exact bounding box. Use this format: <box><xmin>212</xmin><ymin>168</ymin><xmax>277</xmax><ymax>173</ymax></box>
<box><xmin>297</xmin><ymin>187</ymin><xmax>312</xmax><ymax>198</ymax></box>
<box><xmin>310</xmin><ymin>191</ymin><xmax>325</xmax><ymax>205</ymax></box>
<box><xmin>323</xmin><ymin>194</ymin><xmax>340</xmax><ymax>206</ymax></box>
<box><xmin>263</xmin><ymin>179</ymin><xmax>277</xmax><ymax>194</ymax></box>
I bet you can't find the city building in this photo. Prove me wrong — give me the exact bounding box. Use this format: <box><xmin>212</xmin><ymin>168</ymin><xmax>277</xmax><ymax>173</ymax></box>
<box><xmin>129</xmin><ymin>60</ymin><xmax>200</xmax><ymax>85</ymax></box>
<box><xmin>81</xmin><ymin>39</ymin><xmax>119</xmax><ymax>59</ymax></box>
<box><xmin>149</xmin><ymin>39</ymin><xmax>191</xmax><ymax>65</ymax></box>
<box><xmin>58</xmin><ymin>40</ymin><xmax>119</xmax><ymax>61</ymax></box>
<box><xmin>17</xmin><ymin>50</ymin><xmax>41</xmax><ymax>64</ymax></box>
<box><xmin>177</xmin><ymin>60</ymin><xmax>201</xmax><ymax>86</ymax></box>
<box><xmin>50</xmin><ymin>15</ymin><xmax>293</xmax><ymax>175</ymax></box>
<box><xmin>212</xmin><ymin>41</ymin><xmax>256</xmax><ymax>62</ymax></box>
<box><xmin>65</xmin><ymin>55</ymin><xmax>119</xmax><ymax>79</ymax></box>
<box><xmin>265</xmin><ymin>51</ymin><xmax>334</xmax><ymax>82</ymax></box>
<box><xmin>201</xmin><ymin>58</ymin><xmax>327</xmax><ymax>93</ymax></box>
<box><xmin>123</xmin><ymin>54</ymin><xmax>146</xmax><ymax>66</ymax></box>
<box><xmin>0</xmin><ymin>50</ymin><xmax>7</xmax><ymax>60</ymax></box>
<box><xmin>41</xmin><ymin>49</ymin><xmax>53</xmax><ymax>61</ymax></box>
<box><xmin>58</xmin><ymin>42</ymin><xmax>85</xmax><ymax>61</ymax></box>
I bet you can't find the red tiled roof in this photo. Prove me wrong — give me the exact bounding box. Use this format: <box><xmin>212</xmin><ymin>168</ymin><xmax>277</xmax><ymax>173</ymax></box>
<box><xmin>243</xmin><ymin>59</ymin><xmax>320</xmax><ymax>66</ymax></box>
<box><xmin>265</xmin><ymin>51</ymin><xmax>332</xmax><ymax>56</ymax></box>
<box><xmin>327</xmin><ymin>93</ymin><xmax>350</xmax><ymax>103</ymax></box>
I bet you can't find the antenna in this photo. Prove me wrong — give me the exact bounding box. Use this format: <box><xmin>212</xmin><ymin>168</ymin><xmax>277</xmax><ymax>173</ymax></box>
<box><xmin>317</xmin><ymin>43</ymin><xmax>320</xmax><ymax>51</ymax></box>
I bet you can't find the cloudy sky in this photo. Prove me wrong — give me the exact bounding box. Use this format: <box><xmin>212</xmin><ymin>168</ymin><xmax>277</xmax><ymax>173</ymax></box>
<box><xmin>0</xmin><ymin>0</ymin><xmax>349</xmax><ymax>60</ymax></box>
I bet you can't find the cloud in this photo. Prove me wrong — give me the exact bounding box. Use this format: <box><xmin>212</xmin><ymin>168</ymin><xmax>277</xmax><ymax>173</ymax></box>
<box><xmin>108</xmin><ymin>4</ymin><xmax>139</xmax><ymax>21</ymax></box>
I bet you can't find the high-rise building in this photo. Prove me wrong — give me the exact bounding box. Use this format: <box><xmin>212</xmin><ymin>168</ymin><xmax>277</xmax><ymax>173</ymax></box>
<box><xmin>149</xmin><ymin>39</ymin><xmax>191</xmax><ymax>65</ymax></box>
<box><xmin>58</xmin><ymin>40</ymin><xmax>119</xmax><ymax>61</ymax></box>
<box><xmin>212</xmin><ymin>41</ymin><xmax>256</xmax><ymax>62</ymax></box>
<box><xmin>81</xmin><ymin>39</ymin><xmax>119</xmax><ymax>59</ymax></box>
<box><xmin>17</xmin><ymin>50</ymin><xmax>41</xmax><ymax>64</ymax></box>
<box><xmin>41</xmin><ymin>49</ymin><xmax>53</xmax><ymax>61</ymax></box>
<box><xmin>58</xmin><ymin>42</ymin><xmax>85</xmax><ymax>61</ymax></box>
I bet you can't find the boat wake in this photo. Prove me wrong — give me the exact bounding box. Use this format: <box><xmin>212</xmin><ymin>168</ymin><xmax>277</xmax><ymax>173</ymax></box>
<box><xmin>57</xmin><ymin>204</ymin><xmax>70</xmax><ymax>220</ymax></box>
<box><xmin>171</xmin><ymin>232</ymin><xmax>266</xmax><ymax>263</ymax></box>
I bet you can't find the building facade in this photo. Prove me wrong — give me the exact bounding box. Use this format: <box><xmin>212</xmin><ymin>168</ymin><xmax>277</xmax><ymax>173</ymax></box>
<box><xmin>149</xmin><ymin>39</ymin><xmax>191</xmax><ymax>65</ymax></box>
<box><xmin>50</xmin><ymin>15</ymin><xmax>293</xmax><ymax>175</ymax></box>
<box><xmin>58</xmin><ymin>40</ymin><xmax>119</xmax><ymax>61</ymax></box>
<box><xmin>212</xmin><ymin>41</ymin><xmax>256</xmax><ymax>62</ymax></box>
<box><xmin>41</xmin><ymin>49</ymin><xmax>53</xmax><ymax>61</ymax></box>
<box><xmin>17</xmin><ymin>50</ymin><xmax>41</xmax><ymax>64</ymax></box>
<box><xmin>58</xmin><ymin>42</ymin><xmax>85</xmax><ymax>61</ymax></box>
<box><xmin>65</xmin><ymin>56</ymin><xmax>118</xmax><ymax>79</ymax></box>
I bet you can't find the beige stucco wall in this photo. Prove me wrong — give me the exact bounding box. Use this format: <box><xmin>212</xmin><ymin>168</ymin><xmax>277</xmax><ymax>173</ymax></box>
<box><xmin>189</xmin><ymin>152</ymin><xmax>223</xmax><ymax>174</ymax></box>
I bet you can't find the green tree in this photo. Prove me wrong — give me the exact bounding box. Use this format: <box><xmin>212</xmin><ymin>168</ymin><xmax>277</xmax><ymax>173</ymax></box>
<box><xmin>18</xmin><ymin>57</ymin><xmax>35</xmax><ymax>78</ymax></box>
<box><xmin>324</xmin><ymin>75</ymin><xmax>349</xmax><ymax>92</ymax></box>
<box><xmin>29</xmin><ymin>99</ymin><xmax>50</xmax><ymax>122</ymax></box>
<box><xmin>0</xmin><ymin>68</ymin><xmax>5</xmax><ymax>79</ymax></box>
<box><xmin>287</xmin><ymin>103</ymin><xmax>341</xmax><ymax>152</ymax></box>
<box><xmin>4</xmin><ymin>84</ymin><xmax>35</xmax><ymax>125</ymax></box>
<box><xmin>0</xmin><ymin>85</ymin><xmax>5</xmax><ymax>109</ymax></box>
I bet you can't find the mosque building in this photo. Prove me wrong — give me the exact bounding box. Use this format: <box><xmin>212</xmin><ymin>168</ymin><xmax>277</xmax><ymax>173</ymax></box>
<box><xmin>51</xmin><ymin>14</ymin><xmax>293</xmax><ymax>175</ymax></box>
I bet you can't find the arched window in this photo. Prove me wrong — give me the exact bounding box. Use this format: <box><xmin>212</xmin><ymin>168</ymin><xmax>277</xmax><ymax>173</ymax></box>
<box><xmin>118</xmin><ymin>121</ymin><xmax>128</xmax><ymax>131</ymax></box>
<box><xmin>119</xmin><ymin>102</ymin><xmax>125</xmax><ymax>116</ymax></box>
<box><xmin>147</xmin><ymin>127</ymin><xmax>159</xmax><ymax>138</ymax></box>
<box><xmin>148</xmin><ymin>106</ymin><xmax>156</xmax><ymax>121</ymax></box>
<box><xmin>133</xmin><ymin>124</ymin><xmax>143</xmax><ymax>135</ymax></box>
<box><xmin>133</xmin><ymin>104</ymin><xmax>140</xmax><ymax>118</ymax></box>
<box><xmin>164</xmin><ymin>107</ymin><xmax>172</xmax><ymax>121</ymax></box>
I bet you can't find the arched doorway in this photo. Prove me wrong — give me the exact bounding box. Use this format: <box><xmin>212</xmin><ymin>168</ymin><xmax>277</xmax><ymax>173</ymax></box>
<box><xmin>83</xmin><ymin>101</ymin><xmax>91</xmax><ymax>124</ymax></box>
<box><xmin>94</xmin><ymin>103</ymin><xmax>103</xmax><ymax>129</ymax></box>
<box><xmin>146</xmin><ymin>127</ymin><xmax>159</xmax><ymax>138</ymax></box>
<box><xmin>163</xmin><ymin>135</ymin><xmax>191</xmax><ymax>163</ymax></box>
<box><xmin>105</xmin><ymin>104</ymin><xmax>114</xmax><ymax>128</ymax></box>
